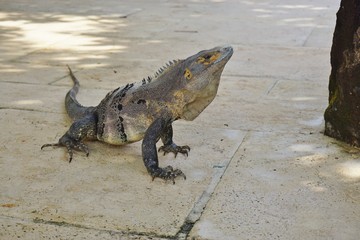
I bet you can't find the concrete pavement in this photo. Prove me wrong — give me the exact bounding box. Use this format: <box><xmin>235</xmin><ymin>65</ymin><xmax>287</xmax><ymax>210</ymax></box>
<box><xmin>1</xmin><ymin>0</ymin><xmax>359</xmax><ymax>239</ymax></box>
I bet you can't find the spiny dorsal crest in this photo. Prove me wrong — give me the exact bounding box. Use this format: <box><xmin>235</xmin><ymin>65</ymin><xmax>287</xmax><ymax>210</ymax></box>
<box><xmin>158</xmin><ymin>59</ymin><xmax>182</xmax><ymax>76</ymax></box>
<box><xmin>154</xmin><ymin>59</ymin><xmax>181</xmax><ymax>78</ymax></box>
<box><xmin>141</xmin><ymin>59</ymin><xmax>181</xmax><ymax>86</ymax></box>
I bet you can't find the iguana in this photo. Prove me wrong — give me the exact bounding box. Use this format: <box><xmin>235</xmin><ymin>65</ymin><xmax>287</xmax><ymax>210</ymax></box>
<box><xmin>41</xmin><ymin>46</ymin><xmax>233</xmax><ymax>183</ymax></box>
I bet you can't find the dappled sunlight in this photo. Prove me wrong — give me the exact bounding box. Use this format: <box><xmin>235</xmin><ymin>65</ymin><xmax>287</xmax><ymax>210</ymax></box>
<box><xmin>292</xmin><ymin>149</ymin><xmax>360</xmax><ymax>188</ymax></box>
<box><xmin>290</xmin><ymin>144</ymin><xmax>315</xmax><ymax>152</ymax></box>
<box><xmin>283</xmin><ymin>18</ymin><xmax>314</xmax><ymax>23</ymax></box>
<box><xmin>337</xmin><ymin>160</ymin><xmax>360</xmax><ymax>180</ymax></box>
<box><xmin>301</xmin><ymin>180</ymin><xmax>327</xmax><ymax>192</ymax></box>
<box><xmin>291</xmin><ymin>143</ymin><xmax>360</xmax><ymax>182</ymax></box>
<box><xmin>54</xmin><ymin>54</ymin><xmax>108</xmax><ymax>62</ymax></box>
<box><xmin>12</xmin><ymin>99</ymin><xmax>43</xmax><ymax>106</ymax></box>
<box><xmin>246</xmin><ymin>1</ymin><xmax>333</xmax><ymax>28</ymax></box>
<box><xmin>297</xmin><ymin>153</ymin><xmax>327</xmax><ymax>166</ymax></box>
<box><xmin>291</xmin><ymin>96</ymin><xmax>318</xmax><ymax>101</ymax></box>
<box><xmin>298</xmin><ymin>116</ymin><xmax>324</xmax><ymax>127</ymax></box>
<box><xmin>144</xmin><ymin>39</ymin><xmax>164</xmax><ymax>44</ymax></box>
<box><xmin>281</xmin><ymin>17</ymin><xmax>319</xmax><ymax>28</ymax></box>
<box><xmin>0</xmin><ymin>12</ymin><xmax>128</xmax><ymax>51</ymax></box>
<box><xmin>276</xmin><ymin>5</ymin><xmax>327</xmax><ymax>10</ymax></box>
<box><xmin>0</xmin><ymin>11</ymin><xmax>130</xmax><ymax>64</ymax></box>
<box><xmin>0</xmin><ymin>63</ymin><xmax>26</xmax><ymax>73</ymax></box>
<box><xmin>277</xmin><ymin>18</ymin><xmax>320</xmax><ymax>28</ymax></box>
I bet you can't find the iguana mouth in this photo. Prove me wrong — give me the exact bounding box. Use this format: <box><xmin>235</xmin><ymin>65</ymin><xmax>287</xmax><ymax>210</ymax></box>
<box><xmin>214</xmin><ymin>46</ymin><xmax>233</xmax><ymax>64</ymax></box>
<box><xmin>196</xmin><ymin>46</ymin><xmax>233</xmax><ymax>67</ymax></box>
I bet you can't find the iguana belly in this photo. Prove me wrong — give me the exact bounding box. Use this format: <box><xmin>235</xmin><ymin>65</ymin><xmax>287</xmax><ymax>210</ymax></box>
<box><xmin>97</xmin><ymin>113</ymin><xmax>152</xmax><ymax>145</ymax></box>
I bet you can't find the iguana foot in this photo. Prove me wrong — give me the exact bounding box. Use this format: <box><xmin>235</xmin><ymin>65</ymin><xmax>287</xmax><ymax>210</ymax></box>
<box><xmin>41</xmin><ymin>134</ymin><xmax>89</xmax><ymax>163</ymax></box>
<box><xmin>151</xmin><ymin>166</ymin><xmax>186</xmax><ymax>184</ymax></box>
<box><xmin>158</xmin><ymin>144</ymin><xmax>190</xmax><ymax>157</ymax></box>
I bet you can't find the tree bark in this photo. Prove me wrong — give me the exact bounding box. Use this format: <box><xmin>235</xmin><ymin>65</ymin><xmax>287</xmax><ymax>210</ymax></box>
<box><xmin>324</xmin><ymin>0</ymin><xmax>360</xmax><ymax>147</ymax></box>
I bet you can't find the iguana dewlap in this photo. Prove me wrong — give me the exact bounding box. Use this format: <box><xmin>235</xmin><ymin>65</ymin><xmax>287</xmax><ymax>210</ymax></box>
<box><xmin>42</xmin><ymin>46</ymin><xmax>233</xmax><ymax>183</ymax></box>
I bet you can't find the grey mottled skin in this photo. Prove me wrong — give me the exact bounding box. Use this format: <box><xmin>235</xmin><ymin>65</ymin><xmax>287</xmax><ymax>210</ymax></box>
<box><xmin>42</xmin><ymin>46</ymin><xmax>233</xmax><ymax>183</ymax></box>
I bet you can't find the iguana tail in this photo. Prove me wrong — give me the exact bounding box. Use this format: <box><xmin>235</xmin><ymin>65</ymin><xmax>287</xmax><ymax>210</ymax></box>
<box><xmin>65</xmin><ymin>66</ymin><xmax>95</xmax><ymax>121</ymax></box>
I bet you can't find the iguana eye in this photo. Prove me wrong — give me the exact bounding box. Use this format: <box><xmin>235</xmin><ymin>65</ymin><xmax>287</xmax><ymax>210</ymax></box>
<box><xmin>197</xmin><ymin>56</ymin><xmax>206</xmax><ymax>64</ymax></box>
<box><xmin>209</xmin><ymin>52</ymin><xmax>220</xmax><ymax>62</ymax></box>
<box><xmin>196</xmin><ymin>52</ymin><xmax>221</xmax><ymax>65</ymax></box>
<box><xmin>184</xmin><ymin>68</ymin><xmax>193</xmax><ymax>80</ymax></box>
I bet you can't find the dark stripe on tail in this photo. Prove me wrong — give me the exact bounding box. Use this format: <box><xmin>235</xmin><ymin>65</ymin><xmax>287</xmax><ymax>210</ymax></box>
<box><xmin>65</xmin><ymin>66</ymin><xmax>95</xmax><ymax>121</ymax></box>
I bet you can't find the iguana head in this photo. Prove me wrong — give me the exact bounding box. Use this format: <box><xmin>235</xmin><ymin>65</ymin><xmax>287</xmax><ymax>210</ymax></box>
<box><xmin>137</xmin><ymin>46</ymin><xmax>233</xmax><ymax>121</ymax></box>
<box><xmin>176</xmin><ymin>46</ymin><xmax>233</xmax><ymax>120</ymax></box>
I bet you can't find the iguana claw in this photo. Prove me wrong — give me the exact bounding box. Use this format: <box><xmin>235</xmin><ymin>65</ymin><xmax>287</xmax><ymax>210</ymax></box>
<box><xmin>41</xmin><ymin>134</ymin><xmax>89</xmax><ymax>163</ymax></box>
<box><xmin>151</xmin><ymin>165</ymin><xmax>186</xmax><ymax>184</ymax></box>
<box><xmin>158</xmin><ymin>144</ymin><xmax>190</xmax><ymax>157</ymax></box>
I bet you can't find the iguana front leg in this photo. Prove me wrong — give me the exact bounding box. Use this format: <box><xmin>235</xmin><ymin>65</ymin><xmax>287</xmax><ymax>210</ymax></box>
<box><xmin>142</xmin><ymin>118</ymin><xmax>186</xmax><ymax>184</ymax></box>
<box><xmin>158</xmin><ymin>124</ymin><xmax>190</xmax><ymax>157</ymax></box>
<box><xmin>41</xmin><ymin>115</ymin><xmax>97</xmax><ymax>162</ymax></box>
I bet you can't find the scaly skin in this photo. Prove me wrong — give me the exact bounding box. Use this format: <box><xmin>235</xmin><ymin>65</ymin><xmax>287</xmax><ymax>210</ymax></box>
<box><xmin>42</xmin><ymin>46</ymin><xmax>233</xmax><ymax>183</ymax></box>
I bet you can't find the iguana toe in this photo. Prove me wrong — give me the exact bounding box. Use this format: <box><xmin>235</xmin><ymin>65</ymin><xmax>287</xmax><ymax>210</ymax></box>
<box><xmin>158</xmin><ymin>144</ymin><xmax>190</xmax><ymax>157</ymax></box>
<box><xmin>41</xmin><ymin>143</ymin><xmax>61</xmax><ymax>150</ymax></box>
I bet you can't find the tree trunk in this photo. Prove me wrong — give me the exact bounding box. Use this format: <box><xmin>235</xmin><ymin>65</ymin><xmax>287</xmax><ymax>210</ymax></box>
<box><xmin>324</xmin><ymin>0</ymin><xmax>360</xmax><ymax>147</ymax></box>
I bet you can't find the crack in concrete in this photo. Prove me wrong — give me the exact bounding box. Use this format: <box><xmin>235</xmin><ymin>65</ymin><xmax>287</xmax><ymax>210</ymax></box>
<box><xmin>175</xmin><ymin>131</ymin><xmax>250</xmax><ymax>239</ymax></box>
<box><xmin>266</xmin><ymin>79</ymin><xmax>279</xmax><ymax>95</ymax></box>
<box><xmin>31</xmin><ymin>217</ymin><xmax>174</xmax><ymax>239</ymax></box>
<box><xmin>1</xmin><ymin>127</ymin><xmax>249</xmax><ymax>240</ymax></box>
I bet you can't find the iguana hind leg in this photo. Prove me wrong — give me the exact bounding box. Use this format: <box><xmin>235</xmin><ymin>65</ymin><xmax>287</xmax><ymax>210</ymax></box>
<box><xmin>41</xmin><ymin>114</ymin><xmax>97</xmax><ymax>162</ymax></box>
<box><xmin>158</xmin><ymin>123</ymin><xmax>190</xmax><ymax>157</ymax></box>
<box><xmin>142</xmin><ymin>118</ymin><xmax>186</xmax><ymax>184</ymax></box>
